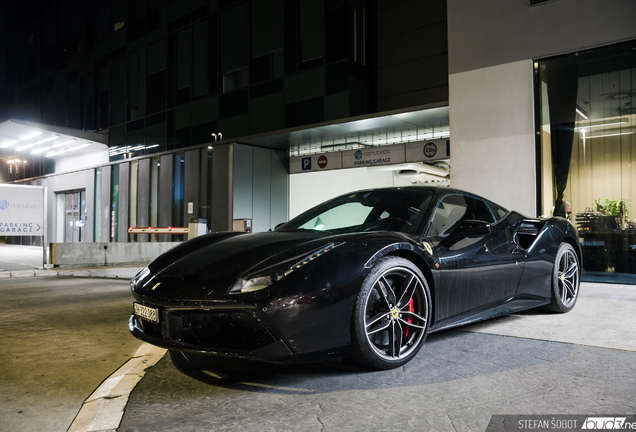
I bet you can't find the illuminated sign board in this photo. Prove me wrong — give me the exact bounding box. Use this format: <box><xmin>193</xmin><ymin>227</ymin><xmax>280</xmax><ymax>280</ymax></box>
<box><xmin>0</xmin><ymin>185</ymin><xmax>45</xmax><ymax>236</ymax></box>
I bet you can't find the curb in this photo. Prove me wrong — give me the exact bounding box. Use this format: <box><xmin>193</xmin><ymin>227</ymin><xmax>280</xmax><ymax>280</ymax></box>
<box><xmin>0</xmin><ymin>267</ymin><xmax>143</xmax><ymax>279</ymax></box>
<box><xmin>67</xmin><ymin>343</ymin><xmax>167</xmax><ymax>432</ymax></box>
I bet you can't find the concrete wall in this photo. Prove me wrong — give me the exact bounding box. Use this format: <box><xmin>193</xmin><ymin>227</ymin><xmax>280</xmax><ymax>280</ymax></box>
<box><xmin>447</xmin><ymin>0</ymin><xmax>636</xmax><ymax>216</ymax></box>
<box><xmin>50</xmin><ymin>242</ymin><xmax>178</xmax><ymax>267</ymax></box>
<box><xmin>449</xmin><ymin>60</ymin><xmax>536</xmax><ymax>216</ymax></box>
<box><xmin>448</xmin><ymin>0</ymin><xmax>636</xmax><ymax>75</ymax></box>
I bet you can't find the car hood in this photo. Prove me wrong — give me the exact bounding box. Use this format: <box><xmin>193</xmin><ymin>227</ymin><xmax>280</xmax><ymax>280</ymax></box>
<box><xmin>145</xmin><ymin>231</ymin><xmax>350</xmax><ymax>288</ymax></box>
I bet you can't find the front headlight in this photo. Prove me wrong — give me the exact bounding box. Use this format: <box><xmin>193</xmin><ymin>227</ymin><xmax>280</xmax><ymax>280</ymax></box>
<box><xmin>229</xmin><ymin>242</ymin><xmax>344</xmax><ymax>294</ymax></box>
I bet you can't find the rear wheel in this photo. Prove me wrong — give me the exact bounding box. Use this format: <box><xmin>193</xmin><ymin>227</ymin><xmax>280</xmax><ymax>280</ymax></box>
<box><xmin>543</xmin><ymin>243</ymin><xmax>580</xmax><ymax>313</ymax></box>
<box><xmin>351</xmin><ymin>256</ymin><xmax>431</xmax><ymax>369</ymax></box>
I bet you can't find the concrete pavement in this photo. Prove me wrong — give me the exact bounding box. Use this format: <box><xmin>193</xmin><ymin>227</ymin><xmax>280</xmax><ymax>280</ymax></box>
<box><xmin>0</xmin><ymin>243</ymin><xmax>144</xmax><ymax>279</ymax></box>
<box><xmin>1</xmin><ymin>243</ymin><xmax>635</xmax><ymax>432</ymax></box>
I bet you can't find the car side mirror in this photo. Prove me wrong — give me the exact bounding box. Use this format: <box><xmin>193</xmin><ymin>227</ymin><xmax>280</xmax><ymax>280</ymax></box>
<box><xmin>440</xmin><ymin>220</ymin><xmax>491</xmax><ymax>248</ymax></box>
<box><xmin>456</xmin><ymin>219</ymin><xmax>491</xmax><ymax>237</ymax></box>
<box><xmin>274</xmin><ymin>222</ymin><xmax>285</xmax><ymax>230</ymax></box>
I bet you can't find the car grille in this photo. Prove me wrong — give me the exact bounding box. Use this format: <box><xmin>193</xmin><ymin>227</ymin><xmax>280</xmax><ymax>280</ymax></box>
<box><xmin>178</xmin><ymin>311</ymin><xmax>275</xmax><ymax>352</ymax></box>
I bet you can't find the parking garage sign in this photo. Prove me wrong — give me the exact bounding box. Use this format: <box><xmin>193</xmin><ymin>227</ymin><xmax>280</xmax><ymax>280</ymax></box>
<box><xmin>0</xmin><ymin>185</ymin><xmax>45</xmax><ymax>235</ymax></box>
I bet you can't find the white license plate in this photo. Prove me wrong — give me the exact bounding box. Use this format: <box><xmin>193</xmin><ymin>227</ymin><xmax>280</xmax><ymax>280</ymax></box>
<box><xmin>134</xmin><ymin>303</ymin><xmax>159</xmax><ymax>323</ymax></box>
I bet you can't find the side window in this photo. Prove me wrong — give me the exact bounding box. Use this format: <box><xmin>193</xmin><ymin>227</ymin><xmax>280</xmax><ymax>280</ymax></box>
<box><xmin>427</xmin><ymin>194</ymin><xmax>495</xmax><ymax>236</ymax></box>
<box><xmin>427</xmin><ymin>194</ymin><xmax>469</xmax><ymax>236</ymax></box>
<box><xmin>486</xmin><ymin>200</ymin><xmax>508</xmax><ymax>221</ymax></box>
<box><xmin>466</xmin><ymin>196</ymin><xmax>496</xmax><ymax>224</ymax></box>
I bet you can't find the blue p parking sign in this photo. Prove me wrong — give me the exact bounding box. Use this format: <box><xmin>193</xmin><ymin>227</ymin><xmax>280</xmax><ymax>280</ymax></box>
<box><xmin>302</xmin><ymin>157</ymin><xmax>312</xmax><ymax>171</ymax></box>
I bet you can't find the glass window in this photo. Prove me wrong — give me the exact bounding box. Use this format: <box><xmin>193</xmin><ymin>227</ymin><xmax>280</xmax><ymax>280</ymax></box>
<box><xmin>95</xmin><ymin>167</ymin><xmax>102</xmax><ymax>241</ymax></box>
<box><xmin>111</xmin><ymin>164</ymin><xmax>120</xmax><ymax>242</ymax></box>
<box><xmin>177</xmin><ymin>28</ymin><xmax>192</xmax><ymax>90</ymax></box>
<box><xmin>129</xmin><ymin>161</ymin><xmax>139</xmax><ymax>241</ymax></box>
<box><xmin>193</xmin><ymin>19</ymin><xmax>209</xmax><ymax>96</ymax></box>
<box><xmin>150</xmin><ymin>156</ymin><xmax>160</xmax><ymax>242</ymax></box>
<box><xmin>536</xmin><ymin>41</ymin><xmax>636</xmax><ymax>281</ymax></box>
<box><xmin>111</xmin><ymin>59</ymin><xmax>126</xmax><ymax>124</ymax></box>
<box><xmin>200</xmin><ymin>147</ymin><xmax>213</xmax><ymax>232</ymax></box>
<box><xmin>128</xmin><ymin>52</ymin><xmax>140</xmax><ymax>120</ymax></box>
<box><xmin>280</xmin><ymin>189</ymin><xmax>433</xmax><ymax>235</ymax></box>
<box><xmin>428</xmin><ymin>194</ymin><xmax>495</xmax><ymax>237</ymax></box>
<box><xmin>223</xmin><ymin>67</ymin><xmax>248</xmax><ymax>93</ymax></box>
<box><xmin>300</xmin><ymin>0</ymin><xmax>324</xmax><ymax>63</ymax></box>
<box><xmin>173</xmin><ymin>152</ymin><xmax>185</xmax><ymax>229</ymax></box>
<box><xmin>487</xmin><ymin>200</ymin><xmax>508</xmax><ymax>221</ymax></box>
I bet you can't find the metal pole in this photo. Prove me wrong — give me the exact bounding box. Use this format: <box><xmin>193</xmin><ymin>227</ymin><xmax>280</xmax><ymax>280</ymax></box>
<box><xmin>42</xmin><ymin>186</ymin><xmax>47</xmax><ymax>269</ymax></box>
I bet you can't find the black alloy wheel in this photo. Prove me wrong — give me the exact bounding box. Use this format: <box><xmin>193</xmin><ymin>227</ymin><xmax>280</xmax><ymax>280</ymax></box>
<box><xmin>544</xmin><ymin>242</ymin><xmax>580</xmax><ymax>313</ymax></box>
<box><xmin>351</xmin><ymin>256</ymin><xmax>431</xmax><ymax>369</ymax></box>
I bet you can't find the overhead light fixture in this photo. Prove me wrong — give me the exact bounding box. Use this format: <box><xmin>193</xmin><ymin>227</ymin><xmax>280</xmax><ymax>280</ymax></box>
<box><xmin>574</xmin><ymin>121</ymin><xmax>628</xmax><ymax>130</ymax></box>
<box><xmin>50</xmin><ymin>139</ymin><xmax>76</xmax><ymax>149</ymax></box>
<box><xmin>20</xmin><ymin>131</ymin><xmax>42</xmax><ymax>140</ymax></box>
<box><xmin>1</xmin><ymin>140</ymin><xmax>18</xmax><ymax>148</ymax></box>
<box><xmin>70</xmin><ymin>144</ymin><xmax>90</xmax><ymax>151</ymax></box>
<box><xmin>34</xmin><ymin>136</ymin><xmax>59</xmax><ymax>145</ymax></box>
<box><xmin>586</xmin><ymin>131</ymin><xmax>634</xmax><ymax>139</ymax></box>
<box><xmin>575</xmin><ymin>108</ymin><xmax>588</xmax><ymax>120</ymax></box>
<box><xmin>15</xmin><ymin>143</ymin><xmax>35</xmax><ymax>151</ymax></box>
<box><xmin>31</xmin><ymin>146</ymin><xmax>52</xmax><ymax>155</ymax></box>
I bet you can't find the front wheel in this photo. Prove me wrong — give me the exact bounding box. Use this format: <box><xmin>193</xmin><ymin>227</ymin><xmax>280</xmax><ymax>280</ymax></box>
<box><xmin>543</xmin><ymin>243</ymin><xmax>580</xmax><ymax>313</ymax></box>
<box><xmin>350</xmin><ymin>256</ymin><xmax>431</xmax><ymax>369</ymax></box>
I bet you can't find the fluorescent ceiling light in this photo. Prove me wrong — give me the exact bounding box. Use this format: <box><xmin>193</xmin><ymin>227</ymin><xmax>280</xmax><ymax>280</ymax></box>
<box><xmin>16</xmin><ymin>143</ymin><xmax>35</xmax><ymax>151</ymax></box>
<box><xmin>575</xmin><ymin>108</ymin><xmax>588</xmax><ymax>120</ymax></box>
<box><xmin>1</xmin><ymin>140</ymin><xmax>18</xmax><ymax>148</ymax></box>
<box><xmin>31</xmin><ymin>146</ymin><xmax>52</xmax><ymax>155</ymax></box>
<box><xmin>20</xmin><ymin>131</ymin><xmax>42</xmax><ymax>140</ymax></box>
<box><xmin>586</xmin><ymin>131</ymin><xmax>634</xmax><ymax>139</ymax></box>
<box><xmin>575</xmin><ymin>121</ymin><xmax>628</xmax><ymax>130</ymax></box>
<box><xmin>50</xmin><ymin>139</ymin><xmax>76</xmax><ymax>149</ymax></box>
<box><xmin>69</xmin><ymin>144</ymin><xmax>90</xmax><ymax>151</ymax></box>
<box><xmin>34</xmin><ymin>136</ymin><xmax>59</xmax><ymax>145</ymax></box>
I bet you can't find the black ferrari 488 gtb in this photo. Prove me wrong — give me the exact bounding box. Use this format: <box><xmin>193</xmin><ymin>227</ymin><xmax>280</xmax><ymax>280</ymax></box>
<box><xmin>129</xmin><ymin>187</ymin><xmax>581</xmax><ymax>370</ymax></box>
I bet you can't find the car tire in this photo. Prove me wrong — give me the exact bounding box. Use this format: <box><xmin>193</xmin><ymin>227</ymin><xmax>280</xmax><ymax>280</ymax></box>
<box><xmin>350</xmin><ymin>256</ymin><xmax>431</xmax><ymax>369</ymax></box>
<box><xmin>543</xmin><ymin>242</ymin><xmax>580</xmax><ymax>313</ymax></box>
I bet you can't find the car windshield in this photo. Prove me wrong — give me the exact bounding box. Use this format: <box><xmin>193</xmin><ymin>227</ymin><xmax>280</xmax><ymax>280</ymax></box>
<box><xmin>278</xmin><ymin>189</ymin><xmax>434</xmax><ymax>235</ymax></box>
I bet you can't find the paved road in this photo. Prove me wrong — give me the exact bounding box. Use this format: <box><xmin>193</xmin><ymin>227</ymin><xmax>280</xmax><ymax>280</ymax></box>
<box><xmin>0</xmin><ymin>277</ymin><xmax>140</xmax><ymax>432</ymax></box>
<box><xmin>1</xmin><ymin>278</ymin><xmax>635</xmax><ymax>432</ymax></box>
<box><xmin>119</xmin><ymin>283</ymin><xmax>636</xmax><ymax>432</ymax></box>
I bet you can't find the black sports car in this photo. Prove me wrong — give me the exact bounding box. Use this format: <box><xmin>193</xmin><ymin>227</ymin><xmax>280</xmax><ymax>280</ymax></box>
<box><xmin>129</xmin><ymin>187</ymin><xmax>581</xmax><ymax>370</ymax></box>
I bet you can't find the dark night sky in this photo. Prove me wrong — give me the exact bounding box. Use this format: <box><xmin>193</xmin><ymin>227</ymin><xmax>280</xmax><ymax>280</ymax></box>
<box><xmin>0</xmin><ymin>0</ymin><xmax>7</xmax><ymax>89</ymax></box>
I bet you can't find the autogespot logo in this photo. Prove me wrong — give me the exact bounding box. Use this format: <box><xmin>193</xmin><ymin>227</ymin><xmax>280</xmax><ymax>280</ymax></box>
<box><xmin>354</xmin><ymin>150</ymin><xmax>363</xmax><ymax>160</ymax></box>
<box><xmin>0</xmin><ymin>200</ymin><xmax>9</xmax><ymax>210</ymax></box>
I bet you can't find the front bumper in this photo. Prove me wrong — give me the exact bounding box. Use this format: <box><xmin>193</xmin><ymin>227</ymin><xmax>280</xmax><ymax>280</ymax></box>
<box><xmin>128</xmin><ymin>306</ymin><xmax>294</xmax><ymax>362</ymax></box>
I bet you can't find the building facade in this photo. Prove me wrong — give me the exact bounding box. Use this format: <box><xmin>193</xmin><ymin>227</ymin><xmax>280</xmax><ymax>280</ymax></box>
<box><xmin>2</xmin><ymin>0</ymin><xmax>636</xmax><ymax>283</ymax></box>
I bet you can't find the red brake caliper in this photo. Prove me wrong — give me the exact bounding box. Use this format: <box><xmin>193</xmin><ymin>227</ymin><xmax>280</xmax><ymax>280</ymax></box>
<box><xmin>404</xmin><ymin>299</ymin><xmax>414</xmax><ymax>339</ymax></box>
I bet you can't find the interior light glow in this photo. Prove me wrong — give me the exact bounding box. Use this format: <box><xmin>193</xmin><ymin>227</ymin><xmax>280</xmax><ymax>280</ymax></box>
<box><xmin>1</xmin><ymin>140</ymin><xmax>18</xmax><ymax>148</ymax></box>
<box><xmin>8</xmin><ymin>160</ymin><xmax>14</xmax><ymax>163</ymax></box>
